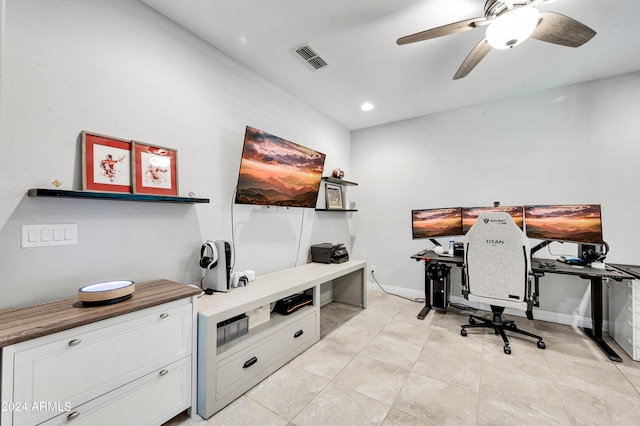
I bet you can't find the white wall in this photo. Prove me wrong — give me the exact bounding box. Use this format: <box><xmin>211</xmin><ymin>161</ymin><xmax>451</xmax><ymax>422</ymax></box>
<box><xmin>0</xmin><ymin>0</ymin><xmax>352</xmax><ymax>309</ymax></box>
<box><xmin>2</xmin><ymin>0</ymin><xmax>636</xmax><ymax>324</ymax></box>
<box><xmin>351</xmin><ymin>72</ymin><xmax>640</xmax><ymax>325</ymax></box>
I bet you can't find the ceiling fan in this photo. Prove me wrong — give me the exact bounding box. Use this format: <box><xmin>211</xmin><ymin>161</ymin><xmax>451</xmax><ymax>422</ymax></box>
<box><xmin>397</xmin><ymin>0</ymin><xmax>596</xmax><ymax>79</ymax></box>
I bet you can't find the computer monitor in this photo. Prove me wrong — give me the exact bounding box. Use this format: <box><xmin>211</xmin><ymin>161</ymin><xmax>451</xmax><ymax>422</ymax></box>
<box><xmin>523</xmin><ymin>204</ymin><xmax>603</xmax><ymax>244</ymax></box>
<box><xmin>411</xmin><ymin>207</ymin><xmax>463</xmax><ymax>239</ymax></box>
<box><xmin>462</xmin><ymin>206</ymin><xmax>524</xmax><ymax>234</ymax></box>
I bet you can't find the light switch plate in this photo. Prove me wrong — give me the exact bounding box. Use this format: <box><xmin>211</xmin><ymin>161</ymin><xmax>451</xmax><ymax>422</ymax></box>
<box><xmin>21</xmin><ymin>224</ymin><xmax>78</xmax><ymax>248</ymax></box>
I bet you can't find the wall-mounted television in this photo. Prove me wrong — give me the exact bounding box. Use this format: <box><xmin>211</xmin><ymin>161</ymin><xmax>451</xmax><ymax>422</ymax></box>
<box><xmin>523</xmin><ymin>204</ymin><xmax>603</xmax><ymax>244</ymax></box>
<box><xmin>235</xmin><ymin>126</ymin><xmax>326</xmax><ymax>208</ymax></box>
<box><xmin>462</xmin><ymin>206</ymin><xmax>524</xmax><ymax>234</ymax></box>
<box><xmin>411</xmin><ymin>207</ymin><xmax>463</xmax><ymax>239</ymax></box>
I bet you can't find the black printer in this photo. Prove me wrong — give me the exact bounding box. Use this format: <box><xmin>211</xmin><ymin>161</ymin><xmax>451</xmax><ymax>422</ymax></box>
<box><xmin>311</xmin><ymin>243</ymin><xmax>349</xmax><ymax>264</ymax></box>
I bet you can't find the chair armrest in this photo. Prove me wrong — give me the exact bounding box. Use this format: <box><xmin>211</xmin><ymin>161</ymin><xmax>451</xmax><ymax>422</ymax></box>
<box><xmin>461</xmin><ymin>264</ymin><xmax>470</xmax><ymax>299</ymax></box>
<box><xmin>525</xmin><ymin>271</ymin><xmax>541</xmax><ymax>308</ymax></box>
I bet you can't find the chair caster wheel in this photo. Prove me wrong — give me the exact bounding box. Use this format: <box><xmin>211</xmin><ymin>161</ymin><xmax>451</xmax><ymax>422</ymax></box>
<box><xmin>468</xmin><ymin>317</ymin><xmax>476</xmax><ymax>325</ymax></box>
<box><xmin>461</xmin><ymin>329</ymin><xmax>467</xmax><ymax>337</ymax></box>
<box><xmin>503</xmin><ymin>346</ymin><xmax>511</xmax><ymax>355</ymax></box>
<box><xmin>537</xmin><ymin>341</ymin><xmax>546</xmax><ymax>350</ymax></box>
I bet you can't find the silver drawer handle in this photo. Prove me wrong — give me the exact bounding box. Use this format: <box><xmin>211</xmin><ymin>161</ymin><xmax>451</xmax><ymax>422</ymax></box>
<box><xmin>160</xmin><ymin>313</ymin><xmax>169</xmax><ymax>319</ymax></box>
<box><xmin>68</xmin><ymin>339</ymin><xmax>81</xmax><ymax>347</ymax></box>
<box><xmin>159</xmin><ymin>369</ymin><xmax>169</xmax><ymax>376</ymax></box>
<box><xmin>67</xmin><ymin>411</ymin><xmax>80</xmax><ymax>421</ymax></box>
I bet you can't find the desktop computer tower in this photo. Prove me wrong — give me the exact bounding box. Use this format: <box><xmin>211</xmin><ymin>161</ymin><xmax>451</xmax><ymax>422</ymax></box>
<box><xmin>426</xmin><ymin>262</ymin><xmax>451</xmax><ymax>310</ymax></box>
<box><xmin>203</xmin><ymin>240</ymin><xmax>233</xmax><ymax>293</ymax></box>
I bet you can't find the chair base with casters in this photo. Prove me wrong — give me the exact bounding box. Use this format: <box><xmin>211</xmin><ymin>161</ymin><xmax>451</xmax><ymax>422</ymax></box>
<box><xmin>460</xmin><ymin>305</ymin><xmax>546</xmax><ymax>354</ymax></box>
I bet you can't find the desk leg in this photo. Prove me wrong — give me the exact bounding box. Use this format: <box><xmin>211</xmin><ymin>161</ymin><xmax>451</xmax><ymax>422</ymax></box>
<box><xmin>417</xmin><ymin>261</ymin><xmax>431</xmax><ymax>320</ymax></box>
<box><xmin>583</xmin><ymin>277</ymin><xmax>622</xmax><ymax>362</ymax></box>
<box><xmin>417</xmin><ymin>304</ymin><xmax>431</xmax><ymax>320</ymax></box>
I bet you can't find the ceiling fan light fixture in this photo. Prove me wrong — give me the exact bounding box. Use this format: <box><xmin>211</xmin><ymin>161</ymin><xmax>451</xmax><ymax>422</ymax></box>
<box><xmin>486</xmin><ymin>6</ymin><xmax>540</xmax><ymax>49</ymax></box>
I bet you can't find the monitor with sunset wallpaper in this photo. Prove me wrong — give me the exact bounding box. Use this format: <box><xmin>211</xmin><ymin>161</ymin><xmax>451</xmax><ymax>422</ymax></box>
<box><xmin>462</xmin><ymin>206</ymin><xmax>524</xmax><ymax>234</ymax></box>
<box><xmin>524</xmin><ymin>204</ymin><xmax>603</xmax><ymax>244</ymax></box>
<box><xmin>412</xmin><ymin>207</ymin><xmax>463</xmax><ymax>239</ymax></box>
<box><xmin>235</xmin><ymin>126</ymin><xmax>326</xmax><ymax>208</ymax></box>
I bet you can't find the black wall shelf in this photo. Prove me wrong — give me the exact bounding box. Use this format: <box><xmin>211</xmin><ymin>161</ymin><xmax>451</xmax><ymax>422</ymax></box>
<box><xmin>27</xmin><ymin>188</ymin><xmax>209</xmax><ymax>204</ymax></box>
<box><xmin>322</xmin><ymin>177</ymin><xmax>358</xmax><ymax>186</ymax></box>
<box><xmin>320</xmin><ymin>177</ymin><xmax>358</xmax><ymax>212</ymax></box>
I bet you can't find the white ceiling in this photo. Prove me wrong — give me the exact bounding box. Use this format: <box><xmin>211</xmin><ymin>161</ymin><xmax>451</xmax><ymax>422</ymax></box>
<box><xmin>140</xmin><ymin>0</ymin><xmax>640</xmax><ymax>130</ymax></box>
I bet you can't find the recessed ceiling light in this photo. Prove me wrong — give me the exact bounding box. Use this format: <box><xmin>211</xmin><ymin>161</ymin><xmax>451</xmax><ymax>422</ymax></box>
<box><xmin>360</xmin><ymin>102</ymin><xmax>374</xmax><ymax>111</ymax></box>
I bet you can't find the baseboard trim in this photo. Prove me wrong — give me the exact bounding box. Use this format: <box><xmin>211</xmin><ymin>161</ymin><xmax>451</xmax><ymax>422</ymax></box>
<box><xmin>367</xmin><ymin>281</ymin><xmax>601</xmax><ymax>330</ymax></box>
<box><xmin>367</xmin><ymin>281</ymin><xmax>425</xmax><ymax>301</ymax></box>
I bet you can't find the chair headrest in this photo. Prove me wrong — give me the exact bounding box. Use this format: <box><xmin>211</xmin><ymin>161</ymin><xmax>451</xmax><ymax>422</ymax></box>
<box><xmin>472</xmin><ymin>211</ymin><xmax>515</xmax><ymax>228</ymax></box>
<box><xmin>466</xmin><ymin>211</ymin><xmax>529</xmax><ymax>249</ymax></box>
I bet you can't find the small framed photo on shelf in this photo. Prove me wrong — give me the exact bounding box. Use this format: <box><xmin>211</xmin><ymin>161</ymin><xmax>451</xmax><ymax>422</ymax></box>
<box><xmin>325</xmin><ymin>184</ymin><xmax>344</xmax><ymax>210</ymax></box>
<box><xmin>131</xmin><ymin>141</ymin><xmax>178</xmax><ymax>196</ymax></box>
<box><xmin>82</xmin><ymin>131</ymin><xmax>132</xmax><ymax>193</ymax></box>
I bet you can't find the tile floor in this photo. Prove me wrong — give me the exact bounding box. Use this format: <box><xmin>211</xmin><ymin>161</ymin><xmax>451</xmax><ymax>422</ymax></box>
<box><xmin>165</xmin><ymin>290</ymin><xmax>640</xmax><ymax>425</ymax></box>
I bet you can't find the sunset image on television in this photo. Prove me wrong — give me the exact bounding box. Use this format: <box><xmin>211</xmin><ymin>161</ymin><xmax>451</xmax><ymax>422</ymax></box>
<box><xmin>462</xmin><ymin>206</ymin><xmax>524</xmax><ymax>234</ymax></box>
<box><xmin>524</xmin><ymin>204</ymin><xmax>603</xmax><ymax>244</ymax></box>
<box><xmin>235</xmin><ymin>126</ymin><xmax>326</xmax><ymax>208</ymax></box>
<box><xmin>412</xmin><ymin>208</ymin><xmax>462</xmax><ymax>239</ymax></box>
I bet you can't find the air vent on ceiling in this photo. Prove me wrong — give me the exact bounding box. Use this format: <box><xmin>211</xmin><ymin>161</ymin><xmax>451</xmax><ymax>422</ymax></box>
<box><xmin>291</xmin><ymin>43</ymin><xmax>329</xmax><ymax>71</ymax></box>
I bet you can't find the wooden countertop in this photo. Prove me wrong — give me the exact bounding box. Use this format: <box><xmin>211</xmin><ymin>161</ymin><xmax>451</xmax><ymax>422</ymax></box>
<box><xmin>0</xmin><ymin>279</ymin><xmax>201</xmax><ymax>348</ymax></box>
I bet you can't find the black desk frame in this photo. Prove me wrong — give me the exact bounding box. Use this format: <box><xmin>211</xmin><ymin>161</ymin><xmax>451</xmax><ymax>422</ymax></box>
<box><xmin>412</xmin><ymin>251</ymin><xmax>635</xmax><ymax>362</ymax></box>
<box><xmin>532</xmin><ymin>259</ymin><xmax>633</xmax><ymax>362</ymax></box>
<box><xmin>411</xmin><ymin>252</ymin><xmax>464</xmax><ymax>320</ymax></box>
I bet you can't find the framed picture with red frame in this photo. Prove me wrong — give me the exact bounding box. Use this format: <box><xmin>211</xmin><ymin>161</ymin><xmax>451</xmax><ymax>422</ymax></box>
<box><xmin>131</xmin><ymin>141</ymin><xmax>178</xmax><ymax>196</ymax></box>
<box><xmin>82</xmin><ymin>131</ymin><xmax>132</xmax><ymax>193</ymax></box>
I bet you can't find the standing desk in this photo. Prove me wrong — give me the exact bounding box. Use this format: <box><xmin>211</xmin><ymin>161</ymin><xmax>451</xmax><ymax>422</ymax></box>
<box><xmin>531</xmin><ymin>259</ymin><xmax>634</xmax><ymax>362</ymax></box>
<box><xmin>608</xmin><ymin>263</ymin><xmax>640</xmax><ymax>280</ymax></box>
<box><xmin>411</xmin><ymin>250</ymin><xmax>636</xmax><ymax>362</ymax></box>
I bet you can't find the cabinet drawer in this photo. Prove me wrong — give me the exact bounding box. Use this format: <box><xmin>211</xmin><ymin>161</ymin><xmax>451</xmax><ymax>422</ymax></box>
<box><xmin>216</xmin><ymin>309</ymin><xmax>317</xmax><ymax>396</ymax></box>
<box><xmin>40</xmin><ymin>357</ymin><xmax>191</xmax><ymax>426</ymax></box>
<box><xmin>12</xmin><ymin>302</ymin><xmax>192</xmax><ymax>425</ymax></box>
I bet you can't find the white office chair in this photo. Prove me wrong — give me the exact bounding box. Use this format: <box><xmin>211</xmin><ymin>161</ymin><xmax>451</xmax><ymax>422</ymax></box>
<box><xmin>460</xmin><ymin>212</ymin><xmax>546</xmax><ymax>354</ymax></box>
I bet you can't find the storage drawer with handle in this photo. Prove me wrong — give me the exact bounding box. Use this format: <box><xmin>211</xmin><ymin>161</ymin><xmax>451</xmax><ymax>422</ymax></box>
<box><xmin>10</xmin><ymin>300</ymin><xmax>192</xmax><ymax>425</ymax></box>
<box><xmin>40</xmin><ymin>357</ymin><xmax>191</xmax><ymax>426</ymax></box>
<box><xmin>216</xmin><ymin>308</ymin><xmax>317</xmax><ymax>397</ymax></box>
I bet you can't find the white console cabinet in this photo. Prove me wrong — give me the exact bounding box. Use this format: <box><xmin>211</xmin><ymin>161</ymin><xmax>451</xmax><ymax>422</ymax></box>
<box><xmin>197</xmin><ymin>260</ymin><xmax>366</xmax><ymax>418</ymax></box>
<box><xmin>0</xmin><ymin>280</ymin><xmax>200</xmax><ymax>426</ymax></box>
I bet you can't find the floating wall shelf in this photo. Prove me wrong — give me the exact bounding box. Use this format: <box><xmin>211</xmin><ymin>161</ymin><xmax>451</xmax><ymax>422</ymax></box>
<box><xmin>27</xmin><ymin>188</ymin><xmax>210</xmax><ymax>204</ymax></box>
<box><xmin>321</xmin><ymin>177</ymin><xmax>358</xmax><ymax>186</ymax></box>
<box><xmin>319</xmin><ymin>177</ymin><xmax>358</xmax><ymax>212</ymax></box>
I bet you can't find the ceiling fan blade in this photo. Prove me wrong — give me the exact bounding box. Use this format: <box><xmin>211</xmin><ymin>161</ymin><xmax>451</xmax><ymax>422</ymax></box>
<box><xmin>397</xmin><ymin>17</ymin><xmax>485</xmax><ymax>45</ymax></box>
<box><xmin>453</xmin><ymin>38</ymin><xmax>492</xmax><ymax>80</ymax></box>
<box><xmin>530</xmin><ymin>12</ymin><xmax>596</xmax><ymax>47</ymax></box>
